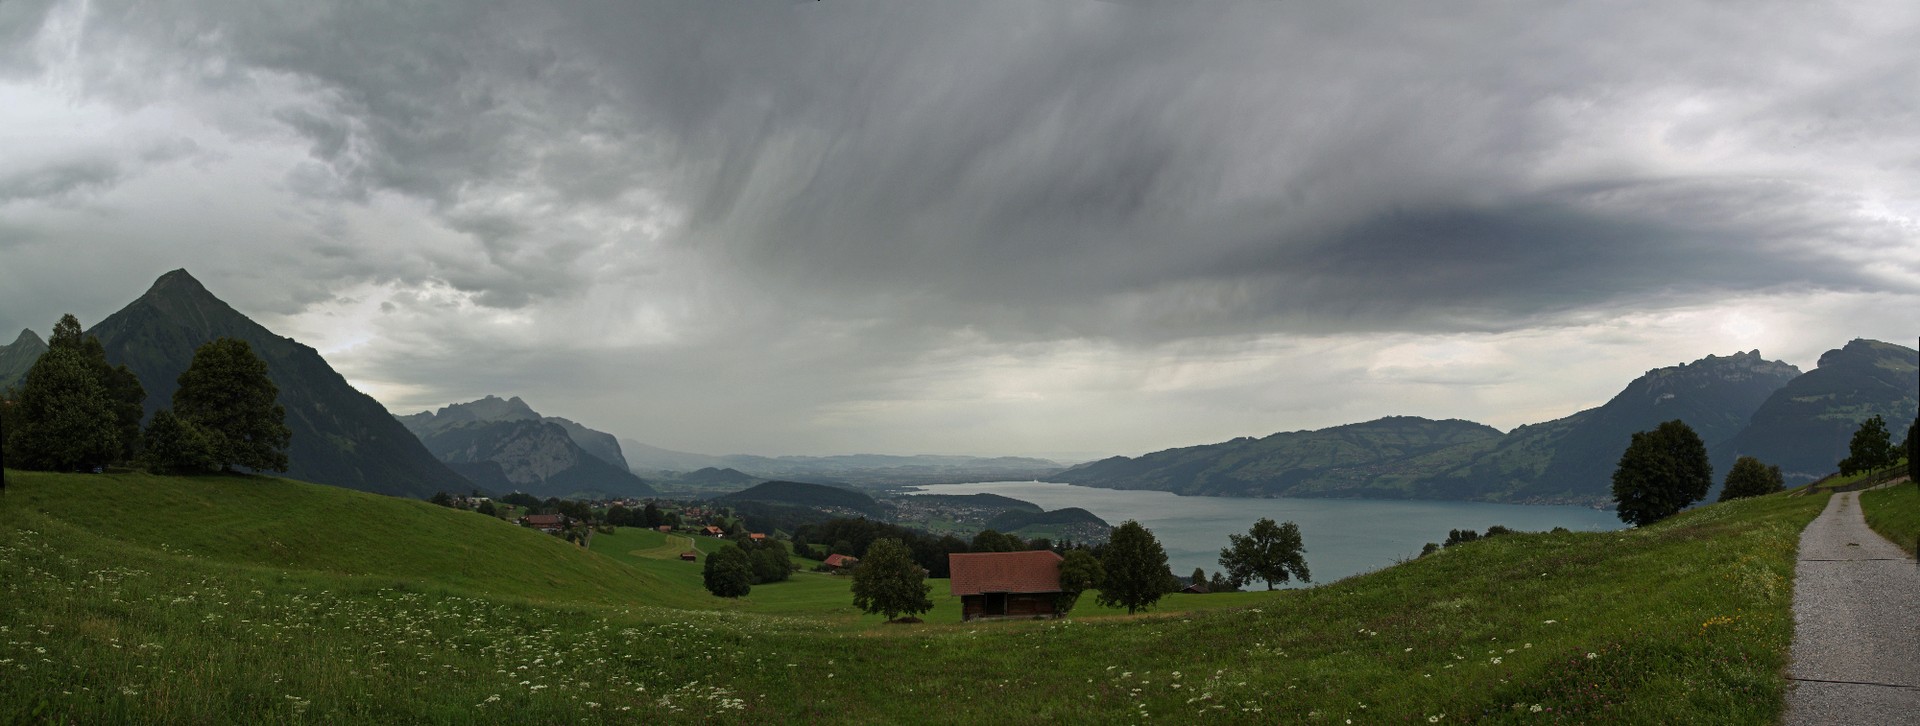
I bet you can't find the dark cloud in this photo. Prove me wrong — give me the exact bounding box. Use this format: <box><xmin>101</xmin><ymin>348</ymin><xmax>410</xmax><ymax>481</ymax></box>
<box><xmin>1</xmin><ymin>0</ymin><xmax>1915</xmax><ymax>454</ymax></box>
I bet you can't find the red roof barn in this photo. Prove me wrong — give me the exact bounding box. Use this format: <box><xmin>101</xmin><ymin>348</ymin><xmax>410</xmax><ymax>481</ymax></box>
<box><xmin>948</xmin><ymin>550</ymin><xmax>1064</xmax><ymax>622</ymax></box>
<box><xmin>520</xmin><ymin>513</ymin><xmax>569</xmax><ymax>533</ymax></box>
<box><xmin>823</xmin><ymin>553</ymin><xmax>860</xmax><ymax>571</ymax></box>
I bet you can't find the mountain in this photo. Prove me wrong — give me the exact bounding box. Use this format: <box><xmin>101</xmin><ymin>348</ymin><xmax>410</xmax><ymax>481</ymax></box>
<box><xmin>984</xmin><ymin>506</ymin><xmax>1107</xmax><ymax>532</ymax></box>
<box><xmin>1720</xmin><ymin>339</ymin><xmax>1918</xmax><ymax>483</ymax></box>
<box><xmin>1055</xmin><ymin>351</ymin><xmax>1805</xmax><ymax>505</ymax></box>
<box><xmin>619</xmin><ymin>439</ymin><xmax>728</xmax><ymax>473</ymax></box>
<box><xmin>0</xmin><ymin>328</ymin><xmax>47</xmax><ymax>389</ymax></box>
<box><xmin>397</xmin><ymin>396</ymin><xmax>653</xmax><ymax>498</ymax></box>
<box><xmin>407</xmin><ymin>418</ymin><xmax>655</xmax><ymax>499</ymax></box>
<box><xmin>87</xmin><ymin>269</ymin><xmax>469</xmax><ymax>498</ymax></box>
<box><xmin>1053</xmin><ymin>416</ymin><xmax>1505</xmax><ymax>497</ymax></box>
<box><xmin>398</xmin><ymin>395</ymin><xmax>629</xmax><ymax>470</ymax></box>
<box><xmin>714</xmin><ymin>480</ymin><xmax>883</xmax><ymax>516</ymax></box>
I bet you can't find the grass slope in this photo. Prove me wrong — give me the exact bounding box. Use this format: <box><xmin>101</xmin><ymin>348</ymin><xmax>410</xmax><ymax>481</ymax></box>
<box><xmin>2</xmin><ymin>469</ymin><xmax>1827</xmax><ymax>723</ymax></box>
<box><xmin>1860</xmin><ymin>482</ymin><xmax>1919</xmax><ymax>556</ymax></box>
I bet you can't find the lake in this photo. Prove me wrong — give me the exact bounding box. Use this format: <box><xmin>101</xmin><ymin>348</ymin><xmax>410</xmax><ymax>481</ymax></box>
<box><xmin>908</xmin><ymin>481</ymin><xmax>1626</xmax><ymax>588</ymax></box>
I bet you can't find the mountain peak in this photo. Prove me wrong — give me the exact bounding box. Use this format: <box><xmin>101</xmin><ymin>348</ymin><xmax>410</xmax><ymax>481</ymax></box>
<box><xmin>10</xmin><ymin>328</ymin><xmax>43</xmax><ymax>347</ymax></box>
<box><xmin>145</xmin><ymin>269</ymin><xmax>212</xmax><ymax>299</ymax></box>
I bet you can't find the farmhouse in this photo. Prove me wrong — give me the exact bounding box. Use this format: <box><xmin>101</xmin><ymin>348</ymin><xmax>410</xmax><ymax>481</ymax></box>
<box><xmin>948</xmin><ymin>550</ymin><xmax>1064</xmax><ymax>622</ymax></box>
<box><xmin>679</xmin><ymin>551</ymin><xmax>698</xmax><ymax>562</ymax></box>
<box><xmin>519</xmin><ymin>513</ymin><xmax>569</xmax><ymax>533</ymax></box>
<box><xmin>823</xmin><ymin>553</ymin><xmax>860</xmax><ymax>572</ymax></box>
<box><xmin>703</xmin><ymin>525</ymin><xmax>725</xmax><ymax>537</ymax></box>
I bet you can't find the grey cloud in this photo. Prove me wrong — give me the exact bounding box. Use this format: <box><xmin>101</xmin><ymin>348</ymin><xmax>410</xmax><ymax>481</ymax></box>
<box><xmin>0</xmin><ymin>157</ymin><xmax>123</xmax><ymax>203</ymax></box>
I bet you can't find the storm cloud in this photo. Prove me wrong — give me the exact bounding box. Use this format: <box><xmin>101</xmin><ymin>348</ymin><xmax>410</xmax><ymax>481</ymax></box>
<box><xmin>2</xmin><ymin>0</ymin><xmax>1915</xmax><ymax>456</ymax></box>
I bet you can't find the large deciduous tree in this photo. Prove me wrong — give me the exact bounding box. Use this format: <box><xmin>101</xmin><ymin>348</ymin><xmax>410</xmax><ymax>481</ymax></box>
<box><xmin>702</xmin><ymin>543</ymin><xmax>753</xmax><ymax>598</ymax></box>
<box><xmin>1218</xmin><ymin>517</ymin><xmax>1311</xmax><ymax>590</ymax></box>
<box><xmin>140</xmin><ymin>409</ymin><xmax>219</xmax><ymax>474</ymax></box>
<box><xmin>1611</xmin><ymin>419</ymin><xmax>1712</xmax><ymax>526</ymax></box>
<box><xmin>850</xmin><ymin>537</ymin><xmax>932</xmax><ymax>622</ymax></box>
<box><xmin>1097</xmin><ymin>520</ymin><xmax>1171</xmax><ymax>615</ymax></box>
<box><xmin>1717</xmin><ymin>456</ymin><xmax>1784</xmax><ymax>502</ymax></box>
<box><xmin>174</xmin><ymin>338</ymin><xmax>291</xmax><ymax>472</ymax></box>
<box><xmin>1838</xmin><ymin>415</ymin><xmax>1897</xmax><ymax>477</ymax></box>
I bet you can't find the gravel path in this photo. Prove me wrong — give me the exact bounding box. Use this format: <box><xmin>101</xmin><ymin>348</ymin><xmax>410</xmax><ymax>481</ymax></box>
<box><xmin>1784</xmin><ymin>491</ymin><xmax>1920</xmax><ymax>725</ymax></box>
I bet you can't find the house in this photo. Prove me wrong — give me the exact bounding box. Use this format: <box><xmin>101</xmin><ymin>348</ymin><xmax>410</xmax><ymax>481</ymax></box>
<box><xmin>656</xmin><ymin>525</ymin><xmax>673</xmax><ymax>534</ymax></box>
<box><xmin>823</xmin><ymin>553</ymin><xmax>860</xmax><ymax>572</ymax></box>
<box><xmin>948</xmin><ymin>550</ymin><xmax>1064</xmax><ymax>622</ymax></box>
<box><xmin>748</xmin><ymin>533</ymin><xmax>768</xmax><ymax>542</ymax></box>
<box><xmin>520</xmin><ymin>513</ymin><xmax>570</xmax><ymax>534</ymax></box>
<box><xmin>703</xmin><ymin>525</ymin><xmax>725</xmax><ymax>537</ymax></box>
<box><xmin>1180</xmin><ymin>582</ymin><xmax>1210</xmax><ymax>595</ymax></box>
<box><xmin>679</xmin><ymin>551</ymin><xmax>699</xmax><ymax>562</ymax></box>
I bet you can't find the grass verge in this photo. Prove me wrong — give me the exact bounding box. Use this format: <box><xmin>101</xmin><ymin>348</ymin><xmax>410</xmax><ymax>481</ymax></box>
<box><xmin>1859</xmin><ymin>481</ymin><xmax>1919</xmax><ymax>556</ymax></box>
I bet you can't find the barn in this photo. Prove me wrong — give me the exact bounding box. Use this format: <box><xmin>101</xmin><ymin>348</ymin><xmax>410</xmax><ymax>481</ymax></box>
<box><xmin>948</xmin><ymin>550</ymin><xmax>1064</xmax><ymax>622</ymax></box>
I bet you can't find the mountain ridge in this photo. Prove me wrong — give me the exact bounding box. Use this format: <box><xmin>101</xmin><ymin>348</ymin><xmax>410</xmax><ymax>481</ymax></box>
<box><xmin>86</xmin><ymin>269</ymin><xmax>470</xmax><ymax>499</ymax></box>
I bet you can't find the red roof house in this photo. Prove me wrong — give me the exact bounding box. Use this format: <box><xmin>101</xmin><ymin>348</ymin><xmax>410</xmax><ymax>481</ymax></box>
<box><xmin>748</xmin><ymin>533</ymin><xmax>768</xmax><ymax>542</ymax></box>
<box><xmin>679</xmin><ymin>551</ymin><xmax>699</xmax><ymax>561</ymax></box>
<box><xmin>823</xmin><ymin>553</ymin><xmax>860</xmax><ymax>571</ymax></box>
<box><xmin>703</xmin><ymin>525</ymin><xmax>725</xmax><ymax>537</ymax></box>
<box><xmin>657</xmin><ymin>525</ymin><xmax>673</xmax><ymax>533</ymax></box>
<box><xmin>948</xmin><ymin>550</ymin><xmax>1064</xmax><ymax>622</ymax></box>
<box><xmin>520</xmin><ymin>513</ymin><xmax>569</xmax><ymax>533</ymax></box>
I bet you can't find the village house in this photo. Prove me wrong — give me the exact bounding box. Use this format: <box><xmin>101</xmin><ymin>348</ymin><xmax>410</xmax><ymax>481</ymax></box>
<box><xmin>948</xmin><ymin>550</ymin><xmax>1064</xmax><ymax>622</ymax></box>
<box><xmin>703</xmin><ymin>525</ymin><xmax>725</xmax><ymax>537</ymax></box>
<box><xmin>519</xmin><ymin>513</ymin><xmax>570</xmax><ymax>534</ymax></box>
<box><xmin>656</xmin><ymin>525</ymin><xmax>673</xmax><ymax>534</ymax></box>
<box><xmin>748</xmin><ymin>533</ymin><xmax>767</xmax><ymax>542</ymax></box>
<box><xmin>822</xmin><ymin>553</ymin><xmax>860</xmax><ymax>572</ymax></box>
<box><xmin>679</xmin><ymin>551</ymin><xmax>698</xmax><ymax>562</ymax></box>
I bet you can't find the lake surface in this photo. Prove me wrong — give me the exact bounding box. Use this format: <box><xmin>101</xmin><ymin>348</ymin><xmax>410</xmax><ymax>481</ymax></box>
<box><xmin>908</xmin><ymin>481</ymin><xmax>1626</xmax><ymax>588</ymax></box>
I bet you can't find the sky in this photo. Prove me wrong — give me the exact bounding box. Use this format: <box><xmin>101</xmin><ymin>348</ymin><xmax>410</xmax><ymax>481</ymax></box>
<box><xmin>1</xmin><ymin>0</ymin><xmax>1916</xmax><ymax>461</ymax></box>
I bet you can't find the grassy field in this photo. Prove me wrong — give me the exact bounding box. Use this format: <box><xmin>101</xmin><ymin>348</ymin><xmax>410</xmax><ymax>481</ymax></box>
<box><xmin>1860</xmin><ymin>481</ymin><xmax>1919</xmax><ymax>556</ymax></box>
<box><xmin>2</xmin><ymin>469</ymin><xmax>1829</xmax><ymax>723</ymax></box>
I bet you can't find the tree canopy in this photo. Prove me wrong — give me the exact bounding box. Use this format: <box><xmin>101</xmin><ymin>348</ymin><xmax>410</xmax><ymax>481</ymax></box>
<box><xmin>1097</xmin><ymin>520</ymin><xmax>1170</xmax><ymax>614</ymax></box>
<box><xmin>1717</xmin><ymin>456</ymin><xmax>1784</xmax><ymax>502</ymax></box>
<box><xmin>1611</xmin><ymin>419</ymin><xmax>1712</xmax><ymax>527</ymax></box>
<box><xmin>174</xmin><ymin>338</ymin><xmax>291</xmax><ymax>472</ymax></box>
<box><xmin>702</xmin><ymin>544</ymin><xmax>753</xmax><ymax>598</ymax></box>
<box><xmin>1838</xmin><ymin>415</ymin><xmax>1898</xmax><ymax>477</ymax></box>
<box><xmin>1217</xmin><ymin>517</ymin><xmax>1310</xmax><ymax>590</ymax></box>
<box><xmin>850</xmin><ymin>538</ymin><xmax>932</xmax><ymax>622</ymax></box>
<box><xmin>1054</xmin><ymin>549</ymin><xmax>1103</xmax><ymax>616</ymax></box>
<box><xmin>8</xmin><ymin>346</ymin><xmax>120</xmax><ymax>471</ymax></box>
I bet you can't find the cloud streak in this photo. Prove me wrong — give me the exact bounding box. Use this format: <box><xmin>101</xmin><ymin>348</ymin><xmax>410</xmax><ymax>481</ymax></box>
<box><xmin>0</xmin><ymin>0</ymin><xmax>1915</xmax><ymax>456</ymax></box>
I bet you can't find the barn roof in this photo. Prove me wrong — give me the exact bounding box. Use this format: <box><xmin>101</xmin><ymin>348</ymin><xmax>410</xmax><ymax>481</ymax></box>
<box><xmin>824</xmin><ymin>554</ymin><xmax>860</xmax><ymax>568</ymax></box>
<box><xmin>949</xmin><ymin>550</ymin><xmax>1064</xmax><ymax>596</ymax></box>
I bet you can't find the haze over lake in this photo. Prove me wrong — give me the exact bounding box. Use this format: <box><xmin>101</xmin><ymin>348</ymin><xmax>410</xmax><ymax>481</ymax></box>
<box><xmin>910</xmin><ymin>481</ymin><xmax>1627</xmax><ymax>587</ymax></box>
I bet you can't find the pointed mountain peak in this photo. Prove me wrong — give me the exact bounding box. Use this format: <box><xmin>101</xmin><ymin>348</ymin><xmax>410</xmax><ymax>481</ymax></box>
<box><xmin>145</xmin><ymin>268</ymin><xmax>213</xmax><ymax>299</ymax></box>
<box><xmin>10</xmin><ymin>328</ymin><xmax>44</xmax><ymax>348</ymax></box>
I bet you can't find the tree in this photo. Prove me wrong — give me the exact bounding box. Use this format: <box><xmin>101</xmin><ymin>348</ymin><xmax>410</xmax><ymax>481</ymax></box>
<box><xmin>141</xmin><ymin>409</ymin><xmax>218</xmax><ymax>474</ymax></box>
<box><xmin>1908</xmin><ymin>419</ymin><xmax>1917</xmax><ymax>491</ymax></box>
<box><xmin>1218</xmin><ymin>517</ymin><xmax>1311</xmax><ymax>590</ymax></box>
<box><xmin>702</xmin><ymin>543</ymin><xmax>753</xmax><ymax>598</ymax></box>
<box><xmin>174</xmin><ymin>338</ymin><xmax>291</xmax><ymax>472</ymax></box>
<box><xmin>8</xmin><ymin>347</ymin><xmax>120</xmax><ymax>471</ymax></box>
<box><xmin>641</xmin><ymin>502</ymin><xmax>664</xmax><ymax>528</ymax></box>
<box><xmin>476</xmin><ymin>500</ymin><xmax>498</xmax><ymax>517</ymax></box>
<box><xmin>749</xmin><ymin>542</ymin><xmax>793</xmax><ymax>584</ymax></box>
<box><xmin>1838</xmin><ymin>415</ymin><xmax>1898</xmax><ymax>477</ymax></box>
<box><xmin>1190</xmin><ymin>567</ymin><xmax>1207</xmax><ymax>587</ymax></box>
<box><xmin>970</xmin><ymin>529</ymin><xmax>1023</xmax><ymax>552</ymax></box>
<box><xmin>48</xmin><ymin>315</ymin><xmax>145</xmax><ymax>463</ymax></box>
<box><xmin>430</xmin><ymin>491</ymin><xmax>454</xmax><ymax>507</ymax></box>
<box><xmin>1611</xmin><ymin>419</ymin><xmax>1712</xmax><ymax>526</ymax></box>
<box><xmin>850</xmin><ymin>538</ymin><xmax>932</xmax><ymax>622</ymax></box>
<box><xmin>1097</xmin><ymin>520</ymin><xmax>1171</xmax><ymax>614</ymax></box>
<box><xmin>1054</xmin><ymin>549</ymin><xmax>1103</xmax><ymax>616</ymax></box>
<box><xmin>1718</xmin><ymin>456</ymin><xmax>1785</xmax><ymax>502</ymax></box>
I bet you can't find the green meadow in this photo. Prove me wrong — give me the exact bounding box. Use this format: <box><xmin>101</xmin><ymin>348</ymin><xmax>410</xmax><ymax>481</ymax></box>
<box><xmin>1860</xmin><ymin>481</ymin><xmax>1918</xmax><ymax>556</ymax></box>
<box><xmin>1</xmin><ymin>469</ymin><xmax>1828</xmax><ymax>723</ymax></box>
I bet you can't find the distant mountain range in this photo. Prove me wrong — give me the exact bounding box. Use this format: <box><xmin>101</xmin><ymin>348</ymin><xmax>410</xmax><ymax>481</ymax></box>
<box><xmin>86</xmin><ymin>270</ymin><xmax>470</xmax><ymax>499</ymax></box>
<box><xmin>619</xmin><ymin>440</ymin><xmax>1064</xmax><ymax>488</ymax></box>
<box><xmin>0</xmin><ymin>328</ymin><xmax>47</xmax><ymax>389</ymax></box>
<box><xmin>1056</xmin><ymin>344</ymin><xmax>1915</xmax><ymax>505</ymax></box>
<box><xmin>397</xmin><ymin>396</ymin><xmax>654</xmax><ymax>499</ymax></box>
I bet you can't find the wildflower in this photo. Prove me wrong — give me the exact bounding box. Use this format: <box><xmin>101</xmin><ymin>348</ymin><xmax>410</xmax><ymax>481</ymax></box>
<box><xmin>1530</xmin><ymin>704</ymin><xmax>1543</xmax><ymax>713</ymax></box>
<box><xmin>1586</xmin><ymin>652</ymin><xmax>1598</xmax><ymax>660</ymax></box>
